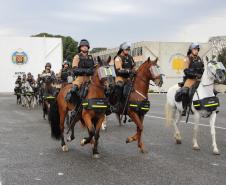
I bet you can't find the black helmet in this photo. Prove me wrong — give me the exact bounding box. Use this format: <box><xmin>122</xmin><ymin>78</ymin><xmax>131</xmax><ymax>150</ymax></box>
<box><xmin>45</xmin><ymin>62</ymin><xmax>51</xmax><ymax>68</ymax></box>
<box><xmin>79</xmin><ymin>39</ymin><xmax>90</xmax><ymax>49</ymax></box>
<box><xmin>27</xmin><ymin>72</ymin><xmax>31</xmax><ymax>75</ymax></box>
<box><xmin>18</xmin><ymin>76</ymin><xmax>21</xmax><ymax>79</ymax></box>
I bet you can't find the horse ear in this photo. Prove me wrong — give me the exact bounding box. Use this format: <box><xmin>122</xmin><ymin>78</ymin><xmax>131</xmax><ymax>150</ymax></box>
<box><xmin>153</xmin><ymin>57</ymin><xmax>158</xmax><ymax>64</ymax></box>
<box><xmin>147</xmin><ymin>57</ymin><xmax>151</xmax><ymax>62</ymax></box>
<box><xmin>107</xmin><ymin>56</ymin><xmax>111</xmax><ymax>64</ymax></box>
<box><xmin>97</xmin><ymin>56</ymin><xmax>103</xmax><ymax>66</ymax></box>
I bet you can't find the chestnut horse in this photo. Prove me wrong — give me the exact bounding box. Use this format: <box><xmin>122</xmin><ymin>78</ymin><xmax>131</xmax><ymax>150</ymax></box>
<box><xmin>49</xmin><ymin>56</ymin><xmax>115</xmax><ymax>158</ymax></box>
<box><xmin>112</xmin><ymin>57</ymin><xmax>163</xmax><ymax>153</ymax></box>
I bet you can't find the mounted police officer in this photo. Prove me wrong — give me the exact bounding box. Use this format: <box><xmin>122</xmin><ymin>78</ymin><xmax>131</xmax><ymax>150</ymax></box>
<box><xmin>60</xmin><ymin>60</ymin><xmax>73</xmax><ymax>84</ymax></box>
<box><xmin>14</xmin><ymin>75</ymin><xmax>22</xmax><ymax>94</ymax></box>
<box><xmin>65</xmin><ymin>39</ymin><xmax>95</xmax><ymax>103</ymax></box>
<box><xmin>178</xmin><ymin>43</ymin><xmax>204</xmax><ymax>116</ymax></box>
<box><xmin>40</xmin><ymin>62</ymin><xmax>56</xmax><ymax>97</ymax></box>
<box><xmin>113</xmin><ymin>42</ymin><xmax>136</xmax><ymax>111</ymax></box>
<box><xmin>27</xmin><ymin>72</ymin><xmax>36</xmax><ymax>85</ymax></box>
<box><xmin>22</xmin><ymin>74</ymin><xmax>27</xmax><ymax>84</ymax></box>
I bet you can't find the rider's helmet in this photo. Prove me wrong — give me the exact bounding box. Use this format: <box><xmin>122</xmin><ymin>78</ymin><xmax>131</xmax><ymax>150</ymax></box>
<box><xmin>45</xmin><ymin>62</ymin><xmax>52</xmax><ymax>68</ymax></box>
<box><xmin>189</xmin><ymin>43</ymin><xmax>200</xmax><ymax>51</ymax></box>
<box><xmin>78</xmin><ymin>39</ymin><xmax>90</xmax><ymax>52</ymax></box>
<box><xmin>18</xmin><ymin>76</ymin><xmax>21</xmax><ymax>80</ymax></box>
<box><xmin>119</xmin><ymin>42</ymin><xmax>131</xmax><ymax>50</ymax></box>
<box><xmin>63</xmin><ymin>60</ymin><xmax>69</xmax><ymax>66</ymax></box>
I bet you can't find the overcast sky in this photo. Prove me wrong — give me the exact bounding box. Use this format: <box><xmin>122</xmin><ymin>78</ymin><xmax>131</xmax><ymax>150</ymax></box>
<box><xmin>0</xmin><ymin>0</ymin><xmax>226</xmax><ymax>48</ymax></box>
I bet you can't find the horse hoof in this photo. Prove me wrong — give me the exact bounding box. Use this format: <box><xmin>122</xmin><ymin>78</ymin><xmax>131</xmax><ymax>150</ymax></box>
<box><xmin>213</xmin><ymin>149</ymin><xmax>220</xmax><ymax>155</ymax></box>
<box><xmin>93</xmin><ymin>154</ymin><xmax>100</xmax><ymax>159</ymax></box>
<box><xmin>80</xmin><ymin>139</ymin><xmax>86</xmax><ymax>146</ymax></box>
<box><xmin>176</xmin><ymin>139</ymin><xmax>182</xmax><ymax>144</ymax></box>
<box><xmin>193</xmin><ymin>145</ymin><xmax>200</xmax><ymax>151</ymax></box>
<box><xmin>126</xmin><ymin>138</ymin><xmax>132</xmax><ymax>144</ymax></box>
<box><xmin>140</xmin><ymin>149</ymin><xmax>148</xmax><ymax>154</ymax></box>
<box><xmin>62</xmin><ymin>145</ymin><xmax>69</xmax><ymax>152</ymax></box>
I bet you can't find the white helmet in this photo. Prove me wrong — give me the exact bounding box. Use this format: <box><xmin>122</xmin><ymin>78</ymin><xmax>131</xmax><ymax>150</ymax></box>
<box><xmin>189</xmin><ymin>42</ymin><xmax>200</xmax><ymax>50</ymax></box>
<box><xmin>119</xmin><ymin>42</ymin><xmax>131</xmax><ymax>50</ymax></box>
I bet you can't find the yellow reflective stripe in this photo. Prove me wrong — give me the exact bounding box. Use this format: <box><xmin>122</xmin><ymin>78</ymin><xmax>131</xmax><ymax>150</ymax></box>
<box><xmin>194</xmin><ymin>104</ymin><xmax>200</xmax><ymax>107</ymax></box>
<box><xmin>108</xmin><ymin>68</ymin><xmax>112</xmax><ymax>75</ymax></box>
<box><xmin>104</xmin><ymin>68</ymin><xmax>107</xmax><ymax>76</ymax></box>
<box><xmin>92</xmin><ymin>105</ymin><xmax>107</xmax><ymax>108</ymax></box>
<box><xmin>129</xmin><ymin>104</ymin><xmax>138</xmax><ymax>107</ymax></box>
<box><xmin>141</xmin><ymin>107</ymin><xmax>149</xmax><ymax>110</ymax></box>
<box><xmin>204</xmin><ymin>103</ymin><xmax>219</xmax><ymax>107</ymax></box>
<box><xmin>46</xmin><ymin>96</ymin><xmax>55</xmax><ymax>99</ymax></box>
<box><xmin>82</xmin><ymin>103</ymin><xmax>88</xmax><ymax>106</ymax></box>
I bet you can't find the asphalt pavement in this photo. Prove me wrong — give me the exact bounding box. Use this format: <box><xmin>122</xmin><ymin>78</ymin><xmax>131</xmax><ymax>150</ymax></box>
<box><xmin>1</xmin><ymin>93</ymin><xmax>226</xmax><ymax>185</ymax></box>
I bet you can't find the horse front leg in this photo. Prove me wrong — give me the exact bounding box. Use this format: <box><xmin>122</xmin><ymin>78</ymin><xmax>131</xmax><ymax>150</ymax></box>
<box><xmin>80</xmin><ymin>113</ymin><xmax>95</xmax><ymax>146</ymax></box>
<box><xmin>93</xmin><ymin>116</ymin><xmax>105</xmax><ymax>158</ymax></box>
<box><xmin>193</xmin><ymin>111</ymin><xmax>200</xmax><ymax>150</ymax></box>
<box><xmin>210</xmin><ymin>111</ymin><xmax>220</xmax><ymax>155</ymax></box>
<box><xmin>128</xmin><ymin>112</ymin><xmax>146</xmax><ymax>153</ymax></box>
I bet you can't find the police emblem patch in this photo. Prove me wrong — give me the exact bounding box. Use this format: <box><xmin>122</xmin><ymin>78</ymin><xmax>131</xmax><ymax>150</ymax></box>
<box><xmin>12</xmin><ymin>50</ymin><xmax>28</xmax><ymax>65</ymax></box>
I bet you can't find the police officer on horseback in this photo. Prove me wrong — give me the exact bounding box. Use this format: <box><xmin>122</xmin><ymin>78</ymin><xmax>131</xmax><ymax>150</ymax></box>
<box><xmin>40</xmin><ymin>62</ymin><xmax>56</xmax><ymax>98</ymax></box>
<box><xmin>60</xmin><ymin>60</ymin><xmax>73</xmax><ymax>84</ymax></box>
<box><xmin>27</xmin><ymin>72</ymin><xmax>36</xmax><ymax>85</ymax></box>
<box><xmin>113</xmin><ymin>42</ymin><xmax>136</xmax><ymax>111</ymax></box>
<box><xmin>65</xmin><ymin>39</ymin><xmax>95</xmax><ymax>103</ymax></box>
<box><xmin>14</xmin><ymin>75</ymin><xmax>22</xmax><ymax>94</ymax></box>
<box><xmin>177</xmin><ymin>43</ymin><xmax>204</xmax><ymax>116</ymax></box>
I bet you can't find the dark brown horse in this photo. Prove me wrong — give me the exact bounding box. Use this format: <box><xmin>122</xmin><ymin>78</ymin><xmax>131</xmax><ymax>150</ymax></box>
<box><xmin>113</xmin><ymin>57</ymin><xmax>163</xmax><ymax>153</ymax></box>
<box><xmin>49</xmin><ymin>56</ymin><xmax>115</xmax><ymax>158</ymax></box>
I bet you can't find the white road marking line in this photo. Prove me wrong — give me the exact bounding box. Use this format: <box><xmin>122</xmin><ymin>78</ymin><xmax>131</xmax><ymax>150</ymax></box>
<box><xmin>58</xmin><ymin>172</ymin><xmax>64</xmax><ymax>176</ymax></box>
<box><xmin>145</xmin><ymin>114</ymin><xmax>226</xmax><ymax>130</ymax></box>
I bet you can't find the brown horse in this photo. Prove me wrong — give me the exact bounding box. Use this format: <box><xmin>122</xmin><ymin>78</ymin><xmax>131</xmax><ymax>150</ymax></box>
<box><xmin>113</xmin><ymin>57</ymin><xmax>163</xmax><ymax>153</ymax></box>
<box><xmin>49</xmin><ymin>56</ymin><xmax>115</xmax><ymax>158</ymax></box>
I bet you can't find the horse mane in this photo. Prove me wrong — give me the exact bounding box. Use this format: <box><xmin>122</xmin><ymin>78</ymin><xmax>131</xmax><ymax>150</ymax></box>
<box><xmin>136</xmin><ymin>59</ymin><xmax>150</xmax><ymax>73</ymax></box>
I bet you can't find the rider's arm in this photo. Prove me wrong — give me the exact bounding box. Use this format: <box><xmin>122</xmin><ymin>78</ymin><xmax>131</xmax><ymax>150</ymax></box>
<box><xmin>115</xmin><ymin>56</ymin><xmax>134</xmax><ymax>77</ymax></box>
<box><xmin>184</xmin><ymin>57</ymin><xmax>190</xmax><ymax>69</ymax></box>
<box><xmin>72</xmin><ymin>55</ymin><xmax>79</xmax><ymax>68</ymax></box>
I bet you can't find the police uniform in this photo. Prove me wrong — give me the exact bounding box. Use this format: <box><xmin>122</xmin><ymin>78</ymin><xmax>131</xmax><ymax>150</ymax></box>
<box><xmin>72</xmin><ymin>53</ymin><xmax>94</xmax><ymax>87</ymax></box>
<box><xmin>114</xmin><ymin>54</ymin><xmax>135</xmax><ymax>83</ymax></box>
<box><xmin>183</xmin><ymin>54</ymin><xmax>204</xmax><ymax>88</ymax></box>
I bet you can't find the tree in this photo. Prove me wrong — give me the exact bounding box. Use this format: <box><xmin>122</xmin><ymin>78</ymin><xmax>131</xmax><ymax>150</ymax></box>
<box><xmin>218</xmin><ymin>48</ymin><xmax>226</xmax><ymax>68</ymax></box>
<box><xmin>90</xmin><ymin>47</ymin><xmax>107</xmax><ymax>54</ymax></box>
<box><xmin>32</xmin><ymin>33</ymin><xmax>78</xmax><ymax>64</ymax></box>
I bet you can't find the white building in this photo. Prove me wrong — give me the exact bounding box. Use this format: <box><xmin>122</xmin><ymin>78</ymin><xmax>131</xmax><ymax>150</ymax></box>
<box><xmin>92</xmin><ymin>41</ymin><xmax>213</xmax><ymax>91</ymax></box>
<box><xmin>0</xmin><ymin>37</ymin><xmax>63</xmax><ymax>92</ymax></box>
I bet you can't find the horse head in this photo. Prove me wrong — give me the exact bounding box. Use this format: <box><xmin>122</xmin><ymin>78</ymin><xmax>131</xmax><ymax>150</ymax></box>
<box><xmin>206</xmin><ymin>56</ymin><xmax>226</xmax><ymax>83</ymax></box>
<box><xmin>139</xmin><ymin>57</ymin><xmax>163</xmax><ymax>87</ymax></box>
<box><xmin>93</xmin><ymin>56</ymin><xmax>116</xmax><ymax>96</ymax></box>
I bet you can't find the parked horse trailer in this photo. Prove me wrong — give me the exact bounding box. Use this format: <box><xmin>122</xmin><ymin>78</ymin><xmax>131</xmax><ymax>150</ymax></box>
<box><xmin>0</xmin><ymin>37</ymin><xmax>63</xmax><ymax>92</ymax></box>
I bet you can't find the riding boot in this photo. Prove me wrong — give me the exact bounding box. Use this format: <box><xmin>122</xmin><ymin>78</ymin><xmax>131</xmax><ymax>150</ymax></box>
<box><xmin>182</xmin><ymin>99</ymin><xmax>187</xmax><ymax>116</ymax></box>
<box><xmin>181</xmin><ymin>87</ymin><xmax>189</xmax><ymax>116</ymax></box>
<box><xmin>65</xmin><ymin>85</ymin><xmax>80</xmax><ymax>104</ymax></box>
<box><xmin>111</xmin><ymin>82</ymin><xmax>123</xmax><ymax>113</ymax></box>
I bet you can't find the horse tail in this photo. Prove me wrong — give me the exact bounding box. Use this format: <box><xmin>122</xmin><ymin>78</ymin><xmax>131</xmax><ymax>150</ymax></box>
<box><xmin>49</xmin><ymin>99</ymin><xmax>61</xmax><ymax>140</ymax></box>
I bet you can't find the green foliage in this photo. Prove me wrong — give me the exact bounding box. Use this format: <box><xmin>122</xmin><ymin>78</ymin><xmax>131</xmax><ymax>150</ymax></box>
<box><xmin>32</xmin><ymin>33</ymin><xmax>78</xmax><ymax>63</ymax></box>
<box><xmin>90</xmin><ymin>47</ymin><xmax>107</xmax><ymax>54</ymax></box>
<box><xmin>218</xmin><ymin>48</ymin><xmax>226</xmax><ymax>68</ymax></box>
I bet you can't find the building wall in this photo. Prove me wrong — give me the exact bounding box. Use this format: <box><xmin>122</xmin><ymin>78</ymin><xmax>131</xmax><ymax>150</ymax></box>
<box><xmin>92</xmin><ymin>41</ymin><xmax>212</xmax><ymax>91</ymax></box>
<box><xmin>0</xmin><ymin>37</ymin><xmax>63</xmax><ymax>92</ymax></box>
